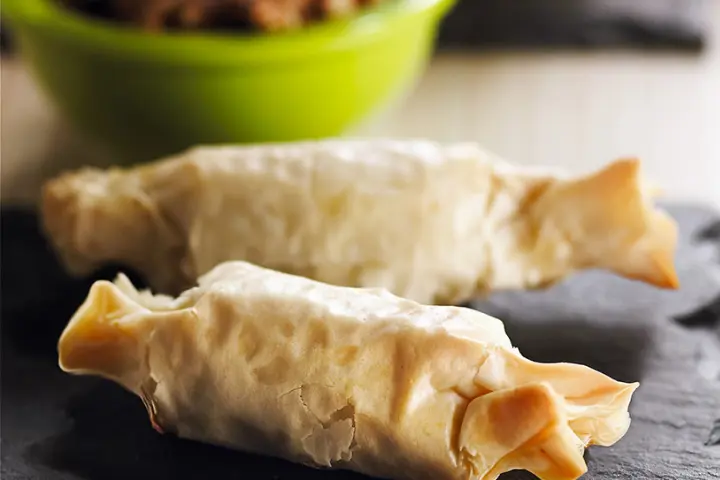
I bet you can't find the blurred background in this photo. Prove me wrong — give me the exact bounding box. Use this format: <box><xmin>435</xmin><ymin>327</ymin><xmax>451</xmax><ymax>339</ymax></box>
<box><xmin>2</xmin><ymin>0</ymin><xmax>718</xmax><ymax>207</ymax></box>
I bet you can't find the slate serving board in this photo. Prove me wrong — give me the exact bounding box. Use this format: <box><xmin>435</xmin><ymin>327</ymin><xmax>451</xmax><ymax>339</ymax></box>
<box><xmin>436</xmin><ymin>0</ymin><xmax>707</xmax><ymax>52</ymax></box>
<box><xmin>2</xmin><ymin>205</ymin><xmax>720</xmax><ymax>480</ymax></box>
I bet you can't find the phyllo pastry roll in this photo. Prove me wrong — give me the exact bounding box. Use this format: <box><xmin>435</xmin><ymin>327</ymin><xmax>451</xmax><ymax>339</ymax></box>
<box><xmin>42</xmin><ymin>139</ymin><xmax>678</xmax><ymax>304</ymax></box>
<box><xmin>58</xmin><ymin>261</ymin><xmax>639</xmax><ymax>480</ymax></box>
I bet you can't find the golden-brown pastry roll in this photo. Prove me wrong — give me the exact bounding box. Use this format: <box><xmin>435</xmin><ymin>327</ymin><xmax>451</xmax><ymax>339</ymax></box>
<box><xmin>42</xmin><ymin>139</ymin><xmax>679</xmax><ymax>304</ymax></box>
<box><xmin>58</xmin><ymin>261</ymin><xmax>638</xmax><ymax>480</ymax></box>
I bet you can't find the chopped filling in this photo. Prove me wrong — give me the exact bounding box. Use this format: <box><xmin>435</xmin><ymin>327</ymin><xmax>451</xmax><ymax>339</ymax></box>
<box><xmin>58</xmin><ymin>0</ymin><xmax>386</xmax><ymax>32</ymax></box>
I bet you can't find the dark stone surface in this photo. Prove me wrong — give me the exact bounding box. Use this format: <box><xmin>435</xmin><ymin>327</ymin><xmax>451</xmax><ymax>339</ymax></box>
<box><xmin>437</xmin><ymin>0</ymin><xmax>708</xmax><ymax>52</ymax></box>
<box><xmin>2</xmin><ymin>205</ymin><xmax>720</xmax><ymax>479</ymax></box>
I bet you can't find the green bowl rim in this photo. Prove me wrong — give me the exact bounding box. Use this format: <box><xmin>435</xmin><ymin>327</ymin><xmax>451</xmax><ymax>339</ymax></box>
<box><xmin>4</xmin><ymin>0</ymin><xmax>457</xmax><ymax>64</ymax></box>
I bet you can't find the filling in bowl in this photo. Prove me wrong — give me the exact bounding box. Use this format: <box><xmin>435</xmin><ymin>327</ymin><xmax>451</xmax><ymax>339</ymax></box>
<box><xmin>57</xmin><ymin>0</ymin><xmax>387</xmax><ymax>32</ymax></box>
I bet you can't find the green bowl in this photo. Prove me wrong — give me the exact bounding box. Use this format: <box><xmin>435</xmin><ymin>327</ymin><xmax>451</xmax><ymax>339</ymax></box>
<box><xmin>4</xmin><ymin>0</ymin><xmax>456</xmax><ymax>162</ymax></box>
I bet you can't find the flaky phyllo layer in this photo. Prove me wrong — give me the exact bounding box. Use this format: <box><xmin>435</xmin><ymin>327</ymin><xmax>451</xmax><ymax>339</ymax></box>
<box><xmin>42</xmin><ymin>139</ymin><xmax>678</xmax><ymax>304</ymax></box>
<box><xmin>58</xmin><ymin>261</ymin><xmax>638</xmax><ymax>480</ymax></box>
